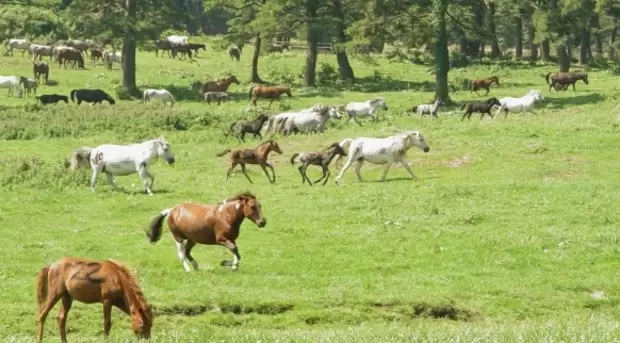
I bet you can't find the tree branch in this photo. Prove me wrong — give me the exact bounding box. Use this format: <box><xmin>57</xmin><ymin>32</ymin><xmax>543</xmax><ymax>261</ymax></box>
<box><xmin>446</xmin><ymin>10</ymin><xmax>492</xmax><ymax>40</ymax></box>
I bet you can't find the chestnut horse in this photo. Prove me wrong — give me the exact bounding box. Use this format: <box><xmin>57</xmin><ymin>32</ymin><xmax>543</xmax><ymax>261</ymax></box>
<box><xmin>249</xmin><ymin>85</ymin><xmax>292</xmax><ymax>107</ymax></box>
<box><xmin>36</xmin><ymin>257</ymin><xmax>153</xmax><ymax>343</ymax></box>
<box><xmin>192</xmin><ymin>75</ymin><xmax>240</xmax><ymax>94</ymax></box>
<box><xmin>146</xmin><ymin>191</ymin><xmax>267</xmax><ymax>272</ymax></box>
<box><xmin>470</xmin><ymin>76</ymin><xmax>500</xmax><ymax>96</ymax></box>
<box><xmin>545</xmin><ymin>72</ymin><xmax>589</xmax><ymax>92</ymax></box>
<box><xmin>216</xmin><ymin>140</ymin><xmax>283</xmax><ymax>183</ymax></box>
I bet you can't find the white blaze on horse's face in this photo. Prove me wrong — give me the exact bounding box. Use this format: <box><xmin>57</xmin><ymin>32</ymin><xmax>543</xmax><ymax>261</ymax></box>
<box><xmin>156</xmin><ymin>137</ymin><xmax>175</xmax><ymax>165</ymax></box>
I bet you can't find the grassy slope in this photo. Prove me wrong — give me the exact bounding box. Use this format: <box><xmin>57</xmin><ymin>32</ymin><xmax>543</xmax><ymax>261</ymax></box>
<box><xmin>1</xmin><ymin>42</ymin><xmax>620</xmax><ymax>342</ymax></box>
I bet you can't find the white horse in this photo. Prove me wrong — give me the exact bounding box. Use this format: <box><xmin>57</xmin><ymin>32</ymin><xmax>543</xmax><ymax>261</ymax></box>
<box><xmin>68</xmin><ymin>136</ymin><xmax>176</xmax><ymax>196</ymax></box>
<box><xmin>167</xmin><ymin>35</ymin><xmax>188</xmax><ymax>45</ymax></box>
<box><xmin>339</xmin><ymin>98</ymin><xmax>388</xmax><ymax>125</ymax></box>
<box><xmin>264</xmin><ymin>104</ymin><xmax>327</xmax><ymax>134</ymax></box>
<box><xmin>143</xmin><ymin>88</ymin><xmax>176</xmax><ymax>107</ymax></box>
<box><xmin>413</xmin><ymin>99</ymin><xmax>443</xmax><ymax>119</ymax></box>
<box><xmin>103</xmin><ymin>50</ymin><xmax>122</xmax><ymax>69</ymax></box>
<box><xmin>334</xmin><ymin>131</ymin><xmax>430</xmax><ymax>185</ymax></box>
<box><xmin>0</xmin><ymin>75</ymin><xmax>25</xmax><ymax>97</ymax></box>
<box><xmin>282</xmin><ymin>106</ymin><xmax>341</xmax><ymax>135</ymax></box>
<box><xmin>29</xmin><ymin>44</ymin><xmax>53</xmax><ymax>61</ymax></box>
<box><xmin>496</xmin><ymin>90</ymin><xmax>545</xmax><ymax>119</ymax></box>
<box><xmin>3</xmin><ymin>38</ymin><xmax>31</xmax><ymax>56</ymax></box>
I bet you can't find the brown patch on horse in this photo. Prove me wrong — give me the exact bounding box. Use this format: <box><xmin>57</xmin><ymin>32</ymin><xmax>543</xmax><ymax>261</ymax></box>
<box><xmin>545</xmin><ymin>72</ymin><xmax>589</xmax><ymax>92</ymax></box>
<box><xmin>469</xmin><ymin>76</ymin><xmax>499</xmax><ymax>96</ymax></box>
<box><xmin>146</xmin><ymin>192</ymin><xmax>266</xmax><ymax>272</ymax></box>
<box><xmin>193</xmin><ymin>75</ymin><xmax>240</xmax><ymax>94</ymax></box>
<box><xmin>216</xmin><ymin>140</ymin><xmax>283</xmax><ymax>184</ymax></box>
<box><xmin>249</xmin><ymin>85</ymin><xmax>292</xmax><ymax>107</ymax></box>
<box><xmin>36</xmin><ymin>257</ymin><xmax>153</xmax><ymax>343</ymax></box>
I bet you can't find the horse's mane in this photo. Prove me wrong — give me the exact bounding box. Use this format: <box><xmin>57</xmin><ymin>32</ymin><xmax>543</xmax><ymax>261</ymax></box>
<box><xmin>107</xmin><ymin>260</ymin><xmax>150</xmax><ymax>313</ymax></box>
<box><xmin>222</xmin><ymin>191</ymin><xmax>256</xmax><ymax>203</ymax></box>
<box><xmin>258</xmin><ymin>139</ymin><xmax>276</xmax><ymax>146</ymax></box>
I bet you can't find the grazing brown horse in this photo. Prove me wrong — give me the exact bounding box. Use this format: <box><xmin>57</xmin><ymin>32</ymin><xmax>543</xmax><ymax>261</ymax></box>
<box><xmin>216</xmin><ymin>140</ymin><xmax>283</xmax><ymax>183</ymax></box>
<box><xmin>58</xmin><ymin>49</ymin><xmax>85</xmax><ymax>69</ymax></box>
<box><xmin>290</xmin><ymin>142</ymin><xmax>347</xmax><ymax>186</ymax></box>
<box><xmin>545</xmin><ymin>72</ymin><xmax>589</xmax><ymax>92</ymax></box>
<box><xmin>36</xmin><ymin>257</ymin><xmax>153</xmax><ymax>343</ymax></box>
<box><xmin>470</xmin><ymin>76</ymin><xmax>500</xmax><ymax>96</ymax></box>
<box><xmin>146</xmin><ymin>191</ymin><xmax>267</xmax><ymax>272</ymax></box>
<box><xmin>192</xmin><ymin>75</ymin><xmax>240</xmax><ymax>94</ymax></box>
<box><xmin>33</xmin><ymin>61</ymin><xmax>49</xmax><ymax>84</ymax></box>
<box><xmin>249</xmin><ymin>85</ymin><xmax>292</xmax><ymax>107</ymax></box>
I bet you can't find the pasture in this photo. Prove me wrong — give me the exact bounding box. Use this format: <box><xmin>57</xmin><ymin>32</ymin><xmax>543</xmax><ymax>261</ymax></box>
<box><xmin>1</xmin><ymin>41</ymin><xmax>620</xmax><ymax>342</ymax></box>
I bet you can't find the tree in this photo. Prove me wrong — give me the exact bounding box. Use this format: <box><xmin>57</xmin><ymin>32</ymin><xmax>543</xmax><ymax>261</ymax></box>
<box><xmin>330</xmin><ymin>0</ymin><xmax>355</xmax><ymax>81</ymax></box>
<box><xmin>432</xmin><ymin>0</ymin><xmax>449</xmax><ymax>101</ymax></box>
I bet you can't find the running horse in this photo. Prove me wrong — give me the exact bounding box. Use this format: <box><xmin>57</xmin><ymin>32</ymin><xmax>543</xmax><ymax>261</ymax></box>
<box><xmin>469</xmin><ymin>76</ymin><xmax>500</xmax><ymax>96</ymax></box>
<box><xmin>146</xmin><ymin>191</ymin><xmax>267</xmax><ymax>272</ymax></box>
<box><xmin>216</xmin><ymin>140</ymin><xmax>283</xmax><ymax>183</ymax></box>
<box><xmin>35</xmin><ymin>257</ymin><xmax>153</xmax><ymax>343</ymax></box>
<box><xmin>191</xmin><ymin>75</ymin><xmax>240</xmax><ymax>95</ymax></box>
<box><xmin>545</xmin><ymin>72</ymin><xmax>589</xmax><ymax>92</ymax></box>
<box><xmin>249</xmin><ymin>85</ymin><xmax>292</xmax><ymax>107</ymax></box>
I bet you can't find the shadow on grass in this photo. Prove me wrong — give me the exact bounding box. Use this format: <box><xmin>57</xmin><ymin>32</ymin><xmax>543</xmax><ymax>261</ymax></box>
<box><xmin>544</xmin><ymin>93</ymin><xmax>606</xmax><ymax>109</ymax></box>
<box><xmin>42</xmin><ymin>80</ymin><xmax>59</xmax><ymax>87</ymax></box>
<box><xmin>352</xmin><ymin>77</ymin><xmax>435</xmax><ymax>93</ymax></box>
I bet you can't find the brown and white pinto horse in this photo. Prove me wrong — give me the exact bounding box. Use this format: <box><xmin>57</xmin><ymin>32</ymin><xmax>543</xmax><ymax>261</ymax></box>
<box><xmin>216</xmin><ymin>139</ymin><xmax>283</xmax><ymax>183</ymax></box>
<box><xmin>146</xmin><ymin>192</ymin><xmax>267</xmax><ymax>272</ymax></box>
<box><xmin>469</xmin><ymin>76</ymin><xmax>500</xmax><ymax>96</ymax></box>
<box><xmin>249</xmin><ymin>85</ymin><xmax>292</xmax><ymax>107</ymax></box>
<box><xmin>36</xmin><ymin>257</ymin><xmax>153</xmax><ymax>343</ymax></box>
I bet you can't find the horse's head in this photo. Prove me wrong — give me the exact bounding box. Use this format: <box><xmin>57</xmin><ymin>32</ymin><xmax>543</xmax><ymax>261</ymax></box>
<box><xmin>582</xmin><ymin>73</ymin><xmax>589</xmax><ymax>84</ymax></box>
<box><xmin>155</xmin><ymin>136</ymin><xmax>175</xmax><ymax>165</ymax></box>
<box><xmin>239</xmin><ymin>194</ymin><xmax>267</xmax><ymax>228</ymax></box>
<box><xmin>528</xmin><ymin>90</ymin><xmax>545</xmax><ymax>102</ymax></box>
<box><xmin>106</xmin><ymin>95</ymin><xmax>116</xmax><ymax>105</ymax></box>
<box><xmin>130</xmin><ymin>304</ymin><xmax>153</xmax><ymax>339</ymax></box>
<box><xmin>487</xmin><ymin>97</ymin><xmax>501</xmax><ymax>107</ymax></box>
<box><xmin>326</xmin><ymin>106</ymin><xmax>341</xmax><ymax>119</ymax></box>
<box><xmin>267</xmin><ymin>140</ymin><xmax>283</xmax><ymax>155</ymax></box>
<box><xmin>227</xmin><ymin>75</ymin><xmax>240</xmax><ymax>85</ymax></box>
<box><xmin>404</xmin><ymin>131</ymin><xmax>430</xmax><ymax>153</ymax></box>
<box><xmin>327</xmin><ymin>142</ymin><xmax>347</xmax><ymax>155</ymax></box>
<box><xmin>373</xmin><ymin>98</ymin><xmax>388</xmax><ymax>110</ymax></box>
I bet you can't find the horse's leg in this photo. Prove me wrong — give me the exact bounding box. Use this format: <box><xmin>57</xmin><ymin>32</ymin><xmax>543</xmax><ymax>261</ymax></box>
<box><xmin>461</xmin><ymin>111</ymin><xmax>469</xmax><ymax>121</ymax></box>
<box><xmin>354</xmin><ymin>160</ymin><xmax>366</xmax><ymax>182</ymax></box>
<box><xmin>240</xmin><ymin>164</ymin><xmax>254</xmax><ymax>183</ymax></box>
<box><xmin>57</xmin><ymin>295</ymin><xmax>72</xmax><ymax>343</ymax></box>
<box><xmin>572</xmin><ymin>83</ymin><xmax>577</xmax><ymax>92</ymax></box>
<box><xmin>352</xmin><ymin>115</ymin><xmax>363</xmax><ymax>126</ymax></box>
<box><xmin>484</xmin><ymin>87</ymin><xmax>489</xmax><ymax>96</ymax></box>
<box><xmin>379</xmin><ymin>162</ymin><xmax>393</xmax><ymax>182</ymax></box>
<box><xmin>218</xmin><ymin>239</ymin><xmax>241</xmax><ymax>271</ymax></box>
<box><xmin>136</xmin><ymin>164</ymin><xmax>153</xmax><ymax>196</ymax></box>
<box><xmin>102</xmin><ymin>298</ymin><xmax>113</xmax><ymax>337</ymax></box>
<box><xmin>37</xmin><ymin>288</ymin><xmax>63</xmax><ymax>342</ymax></box>
<box><xmin>313</xmin><ymin>164</ymin><xmax>329</xmax><ymax>185</ymax></box>
<box><xmin>184</xmin><ymin>240</ymin><xmax>199</xmax><ymax>270</ymax></box>
<box><xmin>225</xmin><ymin>162</ymin><xmax>238</xmax><ymax>181</ymax></box>
<box><xmin>173</xmin><ymin>238</ymin><xmax>193</xmax><ymax>272</ymax></box>
<box><xmin>334</xmin><ymin>154</ymin><xmax>356</xmax><ymax>184</ymax></box>
<box><xmin>105</xmin><ymin>172</ymin><xmax>123</xmax><ymax>192</ymax></box>
<box><xmin>90</xmin><ymin>167</ymin><xmax>101</xmax><ymax>193</ymax></box>
<box><xmin>145</xmin><ymin>169</ymin><xmax>155</xmax><ymax>190</ymax></box>
<box><xmin>259</xmin><ymin>163</ymin><xmax>275</xmax><ymax>183</ymax></box>
<box><xmin>300</xmin><ymin>164</ymin><xmax>313</xmax><ymax>186</ymax></box>
<box><xmin>297</xmin><ymin>165</ymin><xmax>307</xmax><ymax>184</ymax></box>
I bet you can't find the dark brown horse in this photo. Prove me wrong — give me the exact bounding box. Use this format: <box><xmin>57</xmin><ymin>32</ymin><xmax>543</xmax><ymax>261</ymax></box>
<box><xmin>33</xmin><ymin>61</ymin><xmax>49</xmax><ymax>84</ymax></box>
<box><xmin>228</xmin><ymin>45</ymin><xmax>241</xmax><ymax>62</ymax></box>
<box><xmin>470</xmin><ymin>76</ymin><xmax>500</xmax><ymax>96</ymax></box>
<box><xmin>154</xmin><ymin>40</ymin><xmax>173</xmax><ymax>58</ymax></box>
<box><xmin>146</xmin><ymin>192</ymin><xmax>266</xmax><ymax>272</ymax></box>
<box><xmin>545</xmin><ymin>72</ymin><xmax>589</xmax><ymax>92</ymax></box>
<box><xmin>216</xmin><ymin>140</ymin><xmax>283</xmax><ymax>183</ymax></box>
<box><xmin>460</xmin><ymin>97</ymin><xmax>502</xmax><ymax>121</ymax></box>
<box><xmin>192</xmin><ymin>75</ymin><xmax>240</xmax><ymax>94</ymax></box>
<box><xmin>89</xmin><ymin>48</ymin><xmax>103</xmax><ymax>63</ymax></box>
<box><xmin>58</xmin><ymin>49</ymin><xmax>85</xmax><ymax>69</ymax></box>
<box><xmin>36</xmin><ymin>257</ymin><xmax>153</xmax><ymax>343</ymax></box>
<box><xmin>249</xmin><ymin>85</ymin><xmax>292</xmax><ymax>107</ymax></box>
<box><xmin>290</xmin><ymin>142</ymin><xmax>347</xmax><ymax>186</ymax></box>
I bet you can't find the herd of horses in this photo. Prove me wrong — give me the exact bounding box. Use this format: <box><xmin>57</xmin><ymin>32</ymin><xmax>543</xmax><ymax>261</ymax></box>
<box><xmin>0</xmin><ymin>36</ymin><xmax>594</xmax><ymax>342</ymax></box>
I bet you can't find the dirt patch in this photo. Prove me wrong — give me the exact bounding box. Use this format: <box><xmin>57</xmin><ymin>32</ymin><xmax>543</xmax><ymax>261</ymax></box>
<box><xmin>412</xmin><ymin>302</ymin><xmax>475</xmax><ymax>321</ymax></box>
<box><xmin>565</xmin><ymin>155</ymin><xmax>587</xmax><ymax>164</ymax></box>
<box><xmin>410</xmin><ymin>155</ymin><xmax>473</xmax><ymax>169</ymax></box>
<box><xmin>154</xmin><ymin>303</ymin><xmax>294</xmax><ymax>317</ymax></box>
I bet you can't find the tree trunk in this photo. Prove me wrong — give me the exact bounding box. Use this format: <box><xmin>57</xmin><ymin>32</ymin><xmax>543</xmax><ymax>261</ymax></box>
<box><xmin>609</xmin><ymin>22</ymin><xmax>618</xmax><ymax>60</ymax></box>
<box><xmin>122</xmin><ymin>0</ymin><xmax>138</xmax><ymax>96</ymax></box>
<box><xmin>527</xmin><ymin>9</ymin><xmax>538</xmax><ymax>61</ymax></box>
<box><xmin>304</xmin><ymin>0</ymin><xmax>319</xmax><ymax>87</ymax></box>
<box><xmin>541</xmin><ymin>40</ymin><xmax>550</xmax><ymax>61</ymax></box>
<box><xmin>251</xmin><ymin>33</ymin><xmax>263</xmax><ymax>83</ymax></box>
<box><xmin>488</xmin><ymin>1</ymin><xmax>501</xmax><ymax>58</ymax></box>
<box><xmin>557</xmin><ymin>43</ymin><xmax>570</xmax><ymax>72</ymax></box>
<box><xmin>515</xmin><ymin>8</ymin><xmax>523</xmax><ymax>59</ymax></box>
<box><xmin>331</xmin><ymin>0</ymin><xmax>355</xmax><ymax>81</ymax></box>
<box><xmin>474</xmin><ymin>0</ymin><xmax>485</xmax><ymax>58</ymax></box>
<box><xmin>433</xmin><ymin>0</ymin><xmax>450</xmax><ymax>101</ymax></box>
<box><xmin>579</xmin><ymin>28</ymin><xmax>589</xmax><ymax>65</ymax></box>
<box><xmin>592</xmin><ymin>13</ymin><xmax>603</xmax><ymax>56</ymax></box>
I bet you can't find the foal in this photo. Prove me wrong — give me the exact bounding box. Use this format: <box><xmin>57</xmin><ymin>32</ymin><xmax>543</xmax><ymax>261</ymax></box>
<box><xmin>290</xmin><ymin>142</ymin><xmax>347</xmax><ymax>186</ymax></box>
<box><xmin>216</xmin><ymin>140</ymin><xmax>283</xmax><ymax>183</ymax></box>
<box><xmin>412</xmin><ymin>99</ymin><xmax>442</xmax><ymax>119</ymax></box>
<box><xmin>460</xmin><ymin>97</ymin><xmax>502</xmax><ymax>121</ymax></box>
<box><xmin>228</xmin><ymin>113</ymin><xmax>269</xmax><ymax>143</ymax></box>
<box><xmin>204</xmin><ymin>91</ymin><xmax>230</xmax><ymax>105</ymax></box>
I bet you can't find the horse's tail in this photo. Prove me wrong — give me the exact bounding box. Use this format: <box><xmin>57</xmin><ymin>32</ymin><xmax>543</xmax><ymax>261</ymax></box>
<box><xmin>544</xmin><ymin>72</ymin><xmax>552</xmax><ymax>85</ymax></box>
<box><xmin>69</xmin><ymin>146</ymin><xmax>93</xmax><ymax>171</ymax></box>
<box><xmin>290</xmin><ymin>153</ymin><xmax>300</xmax><ymax>165</ymax></box>
<box><xmin>249</xmin><ymin>85</ymin><xmax>256</xmax><ymax>100</ymax></box>
<box><xmin>215</xmin><ymin>148</ymin><xmax>232</xmax><ymax>157</ymax></box>
<box><xmin>70</xmin><ymin>89</ymin><xmax>77</xmax><ymax>102</ymax></box>
<box><xmin>146</xmin><ymin>208</ymin><xmax>171</xmax><ymax>244</ymax></box>
<box><xmin>36</xmin><ymin>265</ymin><xmax>50</xmax><ymax>310</ymax></box>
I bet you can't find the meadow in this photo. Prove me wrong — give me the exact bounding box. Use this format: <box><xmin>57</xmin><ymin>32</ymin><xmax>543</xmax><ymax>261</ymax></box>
<box><xmin>1</xmin><ymin>40</ymin><xmax>620</xmax><ymax>342</ymax></box>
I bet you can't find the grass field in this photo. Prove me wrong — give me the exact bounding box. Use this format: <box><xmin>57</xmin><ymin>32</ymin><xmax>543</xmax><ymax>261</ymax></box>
<box><xmin>1</xmin><ymin>40</ymin><xmax>620</xmax><ymax>342</ymax></box>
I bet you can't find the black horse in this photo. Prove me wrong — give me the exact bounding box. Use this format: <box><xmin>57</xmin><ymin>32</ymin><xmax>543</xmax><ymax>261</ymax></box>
<box><xmin>70</xmin><ymin>89</ymin><xmax>116</xmax><ymax>105</ymax></box>
<box><xmin>35</xmin><ymin>94</ymin><xmax>69</xmax><ymax>105</ymax></box>
<box><xmin>460</xmin><ymin>97</ymin><xmax>502</xmax><ymax>121</ymax></box>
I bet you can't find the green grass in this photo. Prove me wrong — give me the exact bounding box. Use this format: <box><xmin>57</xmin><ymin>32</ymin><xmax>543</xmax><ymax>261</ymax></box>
<box><xmin>1</xmin><ymin>41</ymin><xmax>620</xmax><ymax>342</ymax></box>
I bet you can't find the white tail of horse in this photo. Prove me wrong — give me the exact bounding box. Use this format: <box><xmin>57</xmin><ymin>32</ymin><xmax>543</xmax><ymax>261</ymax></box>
<box><xmin>69</xmin><ymin>147</ymin><xmax>93</xmax><ymax>171</ymax></box>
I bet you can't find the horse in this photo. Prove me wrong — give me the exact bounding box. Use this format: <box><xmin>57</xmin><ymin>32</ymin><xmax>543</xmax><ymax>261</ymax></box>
<box><xmin>281</xmin><ymin>106</ymin><xmax>341</xmax><ymax>135</ymax></box>
<box><xmin>68</xmin><ymin>136</ymin><xmax>175</xmax><ymax>195</ymax></box>
<box><xmin>3</xmin><ymin>38</ymin><xmax>31</xmax><ymax>56</ymax></box>
<box><xmin>263</xmin><ymin>104</ymin><xmax>325</xmax><ymax>134</ymax></box>
<box><xmin>191</xmin><ymin>75</ymin><xmax>240</xmax><ymax>94</ymax></box>
<box><xmin>70</xmin><ymin>89</ymin><xmax>116</xmax><ymax>105</ymax></box>
<box><xmin>545</xmin><ymin>72</ymin><xmax>589</xmax><ymax>92</ymax></box>
<box><xmin>412</xmin><ymin>99</ymin><xmax>443</xmax><ymax>119</ymax></box>
<box><xmin>334</xmin><ymin>131</ymin><xmax>430</xmax><ymax>185</ymax></box>
<box><xmin>65</xmin><ymin>39</ymin><xmax>90</xmax><ymax>54</ymax></box>
<box><xmin>333</xmin><ymin>138</ymin><xmax>353</xmax><ymax>168</ymax></box>
<box><xmin>166</xmin><ymin>35</ymin><xmax>188</xmax><ymax>45</ymax></box>
<box><xmin>249</xmin><ymin>85</ymin><xmax>292</xmax><ymax>107</ymax></box>
<box><xmin>188</xmin><ymin>43</ymin><xmax>206</xmax><ymax>56</ymax></box>
<box><xmin>228</xmin><ymin>113</ymin><xmax>269</xmax><ymax>143</ymax></box>
<box><xmin>22</xmin><ymin>78</ymin><xmax>38</xmax><ymax>97</ymax></box>
<box><xmin>228</xmin><ymin>45</ymin><xmax>241</xmax><ymax>61</ymax></box>
<box><xmin>460</xmin><ymin>97</ymin><xmax>502</xmax><ymax>121</ymax></box>
<box><xmin>266</xmin><ymin>43</ymin><xmax>289</xmax><ymax>54</ymax></box>
<box><xmin>496</xmin><ymin>90</ymin><xmax>545</xmax><ymax>119</ymax></box>
<box><xmin>170</xmin><ymin>43</ymin><xmax>193</xmax><ymax>60</ymax></box>
<box><xmin>154</xmin><ymin>40</ymin><xmax>173</xmax><ymax>58</ymax></box>
<box><xmin>29</xmin><ymin>44</ymin><xmax>53</xmax><ymax>61</ymax></box>
<box><xmin>146</xmin><ymin>191</ymin><xmax>266</xmax><ymax>272</ymax></box>
<box><xmin>469</xmin><ymin>76</ymin><xmax>500</xmax><ymax>96</ymax></box>
<box><xmin>58</xmin><ymin>49</ymin><xmax>85</xmax><ymax>69</ymax></box>
<box><xmin>35</xmin><ymin>94</ymin><xmax>69</xmax><ymax>105</ymax></box>
<box><xmin>0</xmin><ymin>75</ymin><xmax>26</xmax><ymax>97</ymax></box>
<box><xmin>103</xmin><ymin>51</ymin><xmax>122</xmax><ymax>70</ymax></box>
<box><xmin>290</xmin><ymin>142</ymin><xmax>347</xmax><ymax>186</ymax></box>
<box><xmin>89</xmin><ymin>48</ymin><xmax>103</xmax><ymax>63</ymax></box>
<box><xmin>338</xmin><ymin>98</ymin><xmax>388</xmax><ymax>125</ymax></box>
<box><xmin>36</xmin><ymin>257</ymin><xmax>153</xmax><ymax>343</ymax></box>
<box><xmin>33</xmin><ymin>61</ymin><xmax>49</xmax><ymax>84</ymax></box>
<box><xmin>204</xmin><ymin>91</ymin><xmax>230</xmax><ymax>105</ymax></box>
<box><xmin>143</xmin><ymin>88</ymin><xmax>176</xmax><ymax>107</ymax></box>
<box><xmin>52</xmin><ymin>46</ymin><xmax>74</xmax><ymax>63</ymax></box>
<box><xmin>216</xmin><ymin>140</ymin><xmax>283</xmax><ymax>184</ymax></box>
